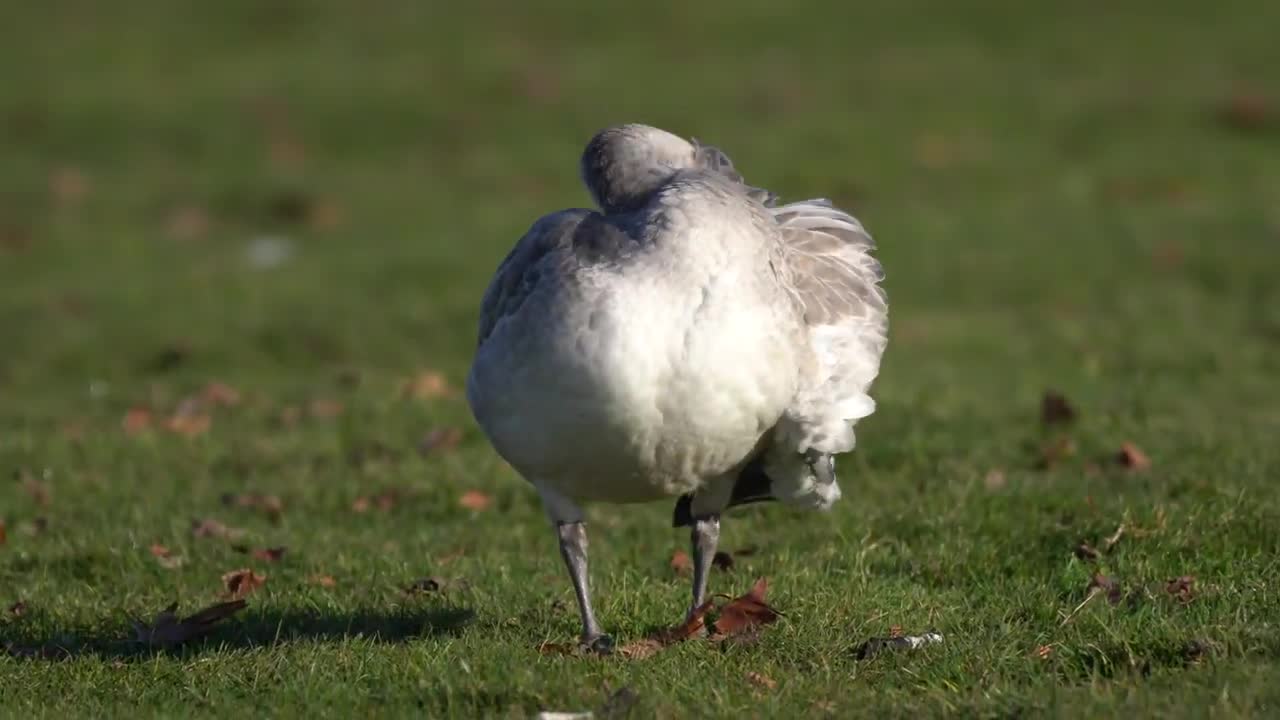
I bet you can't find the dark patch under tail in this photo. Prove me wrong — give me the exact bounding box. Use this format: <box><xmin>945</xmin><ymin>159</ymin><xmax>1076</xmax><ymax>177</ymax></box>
<box><xmin>672</xmin><ymin>455</ymin><xmax>776</xmax><ymax>527</ymax></box>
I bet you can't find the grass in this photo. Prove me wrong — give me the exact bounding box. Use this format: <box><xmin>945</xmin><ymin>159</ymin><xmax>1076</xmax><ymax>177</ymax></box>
<box><xmin>2</xmin><ymin>0</ymin><xmax>1279</xmax><ymax>716</ymax></box>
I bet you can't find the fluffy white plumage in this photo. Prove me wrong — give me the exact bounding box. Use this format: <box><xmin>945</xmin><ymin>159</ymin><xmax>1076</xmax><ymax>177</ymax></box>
<box><xmin>465</xmin><ymin>124</ymin><xmax>887</xmax><ymax>648</ymax></box>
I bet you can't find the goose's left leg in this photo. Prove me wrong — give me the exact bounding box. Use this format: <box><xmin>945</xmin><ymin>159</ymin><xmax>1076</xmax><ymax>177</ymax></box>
<box><xmin>536</xmin><ymin>482</ymin><xmax>613</xmax><ymax>654</ymax></box>
<box><xmin>680</xmin><ymin>476</ymin><xmax>735</xmax><ymax>618</ymax></box>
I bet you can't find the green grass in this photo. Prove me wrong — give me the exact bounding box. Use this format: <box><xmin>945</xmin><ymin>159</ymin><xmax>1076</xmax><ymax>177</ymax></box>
<box><xmin>2</xmin><ymin>0</ymin><xmax>1279</xmax><ymax>716</ymax></box>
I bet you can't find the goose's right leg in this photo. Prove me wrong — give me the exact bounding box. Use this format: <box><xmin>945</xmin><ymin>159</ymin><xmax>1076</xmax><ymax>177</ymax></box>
<box><xmin>537</xmin><ymin>482</ymin><xmax>613</xmax><ymax>654</ymax></box>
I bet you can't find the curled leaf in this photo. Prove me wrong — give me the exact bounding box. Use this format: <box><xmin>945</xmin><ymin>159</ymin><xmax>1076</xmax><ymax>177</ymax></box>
<box><xmin>221</xmin><ymin>569</ymin><xmax>267</xmax><ymax>599</ymax></box>
<box><xmin>710</xmin><ymin>577</ymin><xmax>780</xmax><ymax>639</ymax></box>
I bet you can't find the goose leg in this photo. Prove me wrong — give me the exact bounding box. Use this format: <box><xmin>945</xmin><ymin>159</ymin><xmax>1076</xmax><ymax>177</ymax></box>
<box><xmin>556</xmin><ymin>521</ymin><xmax>612</xmax><ymax>654</ymax></box>
<box><xmin>688</xmin><ymin>513</ymin><xmax>721</xmax><ymax>616</ymax></box>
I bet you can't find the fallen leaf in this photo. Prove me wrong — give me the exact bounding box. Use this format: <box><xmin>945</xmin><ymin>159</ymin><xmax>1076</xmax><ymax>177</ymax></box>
<box><xmin>419</xmin><ymin>427</ymin><xmax>463</xmax><ymax>455</ymax></box>
<box><xmin>149</xmin><ymin>543</ymin><xmax>185</xmax><ymax>569</ymax></box>
<box><xmin>222</xmin><ymin>569</ymin><xmax>267</xmax><ymax>599</ymax></box>
<box><xmin>1035</xmin><ymin>644</ymin><xmax>1054</xmax><ymax>659</ymax></box>
<box><xmin>402</xmin><ymin>370</ymin><xmax>452</xmax><ymax>400</ymax></box>
<box><xmin>8</xmin><ymin>600</ymin><xmax>27</xmax><ymax>618</ymax></box>
<box><xmin>351</xmin><ymin>496</ymin><xmax>372</xmax><ymax>513</ymax></box>
<box><xmin>201</xmin><ymin>382</ymin><xmax>241</xmax><ymax>407</ymax></box>
<box><xmin>165</xmin><ymin>398</ymin><xmax>211</xmax><ymax>437</ymax></box>
<box><xmin>250</xmin><ymin>547</ymin><xmax>287</xmax><ymax>563</ymax></box>
<box><xmin>1165</xmin><ymin>575</ymin><xmax>1196</xmax><ymax>603</ymax></box>
<box><xmin>19</xmin><ymin>472</ymin><xmax>50</xmax><ymax>507</ymax></box>
<box><xmin>1217</xmin><ymin>91</ymin><xmax>1272</xmax><ymax>133</ymax></box>
<box><xmin>670</xmin><ymin>550</ymin><xmax>692</xmax><ymax>576</ymax></box>
<box><xmin>1040</xmin><ymin>390</ymin><xmax>1077</xmax><ymax>425</ymax></box>
<box><xmin>745</xmin><ymin>671</ymin><xmax>777</xmax><ymax>690</ymax></box>
<box><xmin>309</xmin><ymin>574</ymin><xmax>337</xmax><ymax>588</ymax></box>
<box><xmin>49</xmin><ymin>166</ymin><xmax>90</xmax><ymax>205</ymax></box>
<box><xmin>1074</xmin><ymin>542</ymin><xmax>1100</xmax><ymax>561</ymax></box>
<box><xmin>191</xmin><ymin>518</ymin><xmax>246</xmax><ymax>541</ymax></box>
<box><xmin>0</xmin><ymin>519</ymin><xmax>6</xmax><ymax>545</ymax></box>
<box><xmin>459</xmin><ymin>490</ymin><xmax>492</xmax><ymax>511</ymax></box>
<box><xmin>221</xmin><ymin>492</ymin><xmax>284</xmax><ymax>522</ymax></box>
<box><xmin>1036</xmin><ymin>435</ymin><xmax>1076</xmax><ymax>469</ymax></box>
<box><xmin>1116</xmin><ymin>442</ymin><xmax>1151</xmax><ymax>470</ymax></box>
<box><xmin>132</xmin><ymin>600</ymin><xmax>246</xmax><ymax>649</ymax></box>
<box><xmin>888</xmin><ymin>624</ymin><xmax>903</xmax><ymax>638</ymax></box>
<box><xmin>122</xmin><ymin>407</ymin><xmax>154</xmax><ymax>434</ymax></box>
<box><xmin>1087</xmin><ymin>573</ymin><xmax>1124</xmax><ymax>605</ymax></box>
<box><xmin>165</xmin><ymin>204</ymin><xmax>211</xmax><ymax>241</ymax></box>
<box><xmin>617</xmin><ymin>601</ymin><xmax>713</xmax><ymax>659</ymax></box>
<box><xmin>308</xmin><ymin>398</ymin><xmax>344</xmax><ymax>419</ymax></box>
<box><xmin>983</xmin><ymin>469</ymin><xmax>1007</xmax><ymax>491</ymax></box>
<box><xmin>710</xmin><ymin>577</ymin><xmax>781</xmax><ymax>639</ymax></box>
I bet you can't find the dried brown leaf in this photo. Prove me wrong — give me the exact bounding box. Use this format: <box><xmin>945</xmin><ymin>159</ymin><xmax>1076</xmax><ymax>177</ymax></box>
<box><xmin>1040</xmin><ymin>391</ymin><xmax>1077</xmax><ymax>425</ymax></box>
<box><xmin>745</xmin><ymin>671</ymin><xmax>777</xmax><ymax>690</ymax></box>
<box><xmin>888</xmin><ymin>624</ymin><xmax>903</xmax><ymax>638</ymax></box>
<box><xmin>351</xmin><ymin>496</ymin><xmax>372</xmax><ymax>513</ymax></box>
<box><xmin>309</xmin><ymin>574</ymin><xmax>337</xmax><ymax>588</ymax></box>
<box><xmin>1217</xmin><ymin>91</ymin><xmax>1273</xmax><ymax>133</ymax></box>
<box><xmin>983</xmin><ymin>469</ymin><xmax>1007</xmax><ymax>491</ymax></box>
<box><xmin>1074</xmin><ymin>542</ymin><xmax>1100</xmax><ymax>561</ymax></box>
<box><xmin>618</xmin><ymin>601</ymin><xmax>714</xmax><ymax>659</ymax></box>
<box><xmin>149</xmin><ymin>543</ymin><xmax>185</xmax><ymax>569</ymax></box>
<box><xmin>191</xmin><ymin>518</ymin><xmax>245</xmax><ymax>541</ymax></box>
<box><xmin>1035</xmin><ymin>644</ymin><xmax>1054</xmax><ymax>659</ymax></box>
<box><xmin>669</xmin><ymin>550</ymin><xmax>692</xmax><ymax>576</ymax></box>
<box><xmin>165</xmin><ymin>399</ymin><xmax>211</xmax><ymax>436</ymax></box>
<box><xmin>132</xmin><ymin>600</ymin><xmax>247</xmax><ymax>649</ymax></box>
<box><xmin>710</xmin><ymin>577</ymin><xmax>781</xmax><ymax>639</ymax></box>
<box><xmin>0</xmin><ymin>519</ymin><xmax>6</xmax><ymax>545</ymax></box>
<box><xmin>1116</xmin><ymin>442</ymin><xmax>1151</xmax><ymax>471</ymax></box>
<box><xmin>250</xmin><ymin>547</ymin><xmax>287</xmax><ymax>563</ymax></box>
<box><xmin>1165</xmin><ymin>575</ymin><xmax>1196</xmax><ymax>603</ymax></box>
<box><xmin>1036</xmin><ymin>435</ymin><xmax>1076</xmax><ymax>470</ymax></box>
<box><xmin>308</xmin><ymin>399</ymin><xmax>344</xmax><ymax>419</ymax></box>
<box><xmin>201</xmin><ymin>382</ymin><xmax>241</xmax><ymax>407</ymax></box>
<box><xmin>49</xmin><ymin>167</ymin><xmax>90</xmax><ymax>205</ymax></box>
<box><xmin>459</xmin><ymin>490</ymin><xmax>492</xmax><ymax>511</ymax></box>
<box><xmin>1103</xmin><ymin>524</ymin><xmax>1126</xmax><ymax>550</ymax></box>
<box><xmin>419</xmin><ymin>427</ymin><xmax>463</xmax><ymax>455</ymax></box>
<box><xmin>122</xmin><ymin>407</ymin><xmax>154</xmax><ymax>434</ymax></box>
<box><xmin>402</xmin><ymin>370</ymin><xmax>452</xmax><ymax>400</ymax></box>
<box><xmin>1087</xmin><ymin>573</ymin><xmax>1124</xmax><ymax>605</ymax></box>
<box><xmin>221</xmin><ymin>569</ymin><xmax>267</xmax><ymax>599</ymax></box>
<box><xmin>20</xmin><ymin>473</ymin><xmax>50</xmax><ymax>507</ymax></box>
<box><xmin>165</xmin><ymin>204</ymin><xmax>211</xmax><ymax>241</ymax></box>
<box><xmin>8</xmin><ymin>600</ymin><xmax>27</xmax><ymax>618</ymax></box>
<box><xmin>221</xmin><ymin>492</ymin><xmax>284</xmax><ymax>521</ymax></box>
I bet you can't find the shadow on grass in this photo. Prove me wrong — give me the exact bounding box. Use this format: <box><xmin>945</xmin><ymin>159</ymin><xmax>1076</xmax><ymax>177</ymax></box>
<box><xmin>2</xmin><ymin>604</ymin><xmax>475</xmax><ymax>662</ymax></box>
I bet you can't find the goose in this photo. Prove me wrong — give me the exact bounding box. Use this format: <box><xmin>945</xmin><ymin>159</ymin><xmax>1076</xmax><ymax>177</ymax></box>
<box><xmin>466</xmin><ymin>124</ymin><xmax>888</xmax><ymax>653</ymax></box>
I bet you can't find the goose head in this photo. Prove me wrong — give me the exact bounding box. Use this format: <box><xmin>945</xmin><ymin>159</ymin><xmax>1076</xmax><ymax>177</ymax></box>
<box><xmin>580</xmin><ymin>124</ymin><xmax>702</xmax><ymax>215</ymax></box>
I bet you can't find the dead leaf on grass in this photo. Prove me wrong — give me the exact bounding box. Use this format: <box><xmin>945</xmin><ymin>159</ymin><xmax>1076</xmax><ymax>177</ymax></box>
<box><xmin>352</xmin><ymin>488</ymin><xmax>402</xmax><ymax>513</ymax></box>
<box><xmin>191</xmin><ymin>518</ymin><xmax>246</xmax><ymax>541</ymax></box>
<box><xmin>709</xmin><ymin>577</ymin><xmax>781</xmax><ymax>640</ymax></box>
<box><xmin>1103</xmin><ymin>524</ymin><xmax>1126</xmax><ymax>550</ymax></box>
<box><xmin>1036</xmin><ymin>435</ymin><xmax>1076</xmax><ymax>470</ymax></box>
<box><xmin>8</xmin><ymin>600</ymin><xmax>27</xmax><ymax>618</ymax></box>
<box><xmin>1074</xmin><ymin>542</ymin><xmax>1100</xmax><ymax>561</ymax></box>
<box><xmin>1040</xmin><ymin>390</ymin><xmax>1077</xmax><ymax>426</ymax></box>
<box><xmin>309</xmin><ymin>574</ymin><xmax>337</xmax><ymax>588</ymax></box>
<box><xmin>165</xmin><ymin>398</ymin><xmax>211</xmax><ymax>437</ymax></box>
<box><xmin>1165</xmin><ymin>575</ymin><xmax>1196</xmax><ymax>603</ymax></box>
<box><xmin>1116</xmin><ymin>442</ymin><xmax>1151</xmax><ymax>471</ymax></box>
<box><xmin>1034</xmin><ymin>644</ymin><xmax>1054</xmax><ymax>659</ymax></box>
<box><xmin>1087</xmin><ymin>573</ymin><xmax>1124</xmax><ymax>605</ymax></box>
<box><xmin>0</xmin><ymin>519</ymin><xmax>6</xmax><ymax>545</ymax></box>
<box><xmin>983</xmin><ymin>469</ymin><xmax>1007</xmax><ymax>491</ymax></box>
<box><xmin>165</xmin><ymin>204</ymin><xmax>211</xmax><ymax>241</ymax></box>
<box><xmin>221</xmin><ymin>492</ymin><xmax>284</xmax><ymax>522</ymax></box>
<box><xmin>122</xmin><ymin>407</ymin><xmax>154</xmax><ymax>434</ymax></box>
<box><xmin>617</xmin><ymin>601</ymin><xmax>713</xmax><ymax>659</ymax></box>
<box><xmin>402</xmin><ymin>370</ymin><xmax>452</xmax><ymax>400</ymax></box>
<box><xmin>419</xmin><ymin>427</ymin><xmax>463</xmax><ymax>455</ymax></box>
<box><xmin>201</xmin><ymin>382</ymin><xmax>241</xmax><ymax>407</ymax></box>
<box><xmin>150</xmin><ymin>543</ymin><xmax>185</xmax><ymax>569</ymax></box>
<box><xmin>308</xmin><ymin>399</ymin><xmax>344</xmax><ymax>419</ymax></box>
<box><xmin>132</xmin><ymin>599</ymin><xmax>247</xmax><ymax>649</ymax></box>
<box><xmin>222</xmin><ymin>568</ymin><xmax>267</xmax><ymax>599</ymax></box>
<box><xmin>745</xmin><ymin>671</ymin><xmax>777</xmax><ymax>690</ymax></box>
<box><xmin>669</xmin><ymin>550</ymin><xmax>692</xmax><ymax>576</ymax></box>
<box><xmin>49</xmin><ymin>166</ymin><xmax>91</xmax><ymax>205</ymax></box>
<box><xmin>250</xmin><ymin>547</ymin><xmax>287</xmax><ymax>563</ymax></box>
<box><xmin>19</xmin><ymin>471</ymin><xmax>51</xmax><ymax>507</ymax></box>
<box><xmin>1217</xmin><ymin>91</ymin><xmax>1273</xmax><ymax>133</ymax></box>
<box><xmin>458</xmin><ymin>490</ymin><xmax>492</xmax><ymax>511</ymax></box>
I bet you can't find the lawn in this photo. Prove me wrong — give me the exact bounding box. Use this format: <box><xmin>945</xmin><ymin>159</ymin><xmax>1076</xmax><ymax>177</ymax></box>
<box><xmin>2</xmin><ymin>0</ymin><xmax>1279</xmax><ymax>717</ymax></box>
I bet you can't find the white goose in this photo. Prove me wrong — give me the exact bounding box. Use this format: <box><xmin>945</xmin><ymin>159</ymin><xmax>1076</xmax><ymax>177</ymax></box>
<box><xmin>467</xmin><ymin>124</ymin><xmax>887</xmax><ymax>652</ymax></box>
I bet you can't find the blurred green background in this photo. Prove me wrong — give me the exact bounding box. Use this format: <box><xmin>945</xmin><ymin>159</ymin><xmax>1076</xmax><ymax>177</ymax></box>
<box><xmin>1</xmin><ymin>1</ymin><xmax>1278</xmax><ymax>717</ymax></box>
